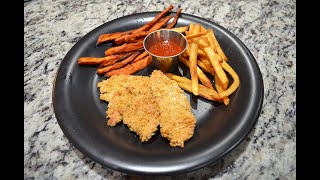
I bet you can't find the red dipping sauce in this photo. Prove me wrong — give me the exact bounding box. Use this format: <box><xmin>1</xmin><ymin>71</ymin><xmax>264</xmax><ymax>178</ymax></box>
<box><xmin>148</xmin><ymin>40</ymin><xmax>183</xmax><ymax>56</ymax></box>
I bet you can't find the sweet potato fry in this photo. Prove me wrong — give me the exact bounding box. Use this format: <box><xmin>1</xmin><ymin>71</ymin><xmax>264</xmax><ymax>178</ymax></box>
<box><xmin>96</xmin><ymin>30</ymin><xmax>133</xmax><ymax>45</ymax></box>
<box><xmin>179</xmin><ymin>56</ymin><xmax>213</xmax><ymax>89</ymax></box>
<box><xmin>132</xmin><ymin>51</ymin><xmax>148</xmax><ymax>63</ymax></box>
<box><xmin>105</xmin><ymin>41</ymin><xmax>143</xmax><ymax>56</ymax></box>
<box><xmin>78</xmin><ymin>57</ymin><xmax>113</xmax><ymax>65</ymax></box>
<box><xmin>96</xmin><ymin>32</ymin><xmax>122</xmax><ymax>45</ymax></box>
<box><xmin>214</xmin><ymin>75</ymin><xmax>229</xmax><ymax>106</ymax></box>
<box><xmin>114</xmin><ymin>34</ymin><xmax>131</xmax><ymax>45</ymax></box>
<box><xmin>78</xmin><ymin>52</ymin><xmax>133</xmax><ymax>65</ymax></box>
<box><xmin>97</xmin><ymin>51</ymin><xmax>142</xmax><ymax>75</ymax></box>
<box><xmin>105</xmin><ymin>55</ymin><xmax>152</xmax><ymax>77</ymax></box>
<box><xmin>165</xmin><ymin>8</ymin><xmax>182</xmax><ymax>29</ymax></box>
<box><xmin>127</xmin><ymin>38</ymin><xmax>145</xmax><ymax>44</ymax></box>
<box><xmin>132</xmin><ymin>4</ymin><xmax>174</xmax><ymax>33</ymax></box>
<box><xmin>218</xmin><ymin>61</ymin><xmax>240</xmax><ymax>98</ymax></box>
<box><xmin>124</xmin><ymin>15</ymin><xmax>173</xmax><ymax>43</ymax></box>
<box><xmin>114</xmin><ymin>5</ymin><xmax>174</xmax><ymax>45</ymax></box>
<box><xmin>97</xmin><ymin>53</ymin><xmax>137</xmax><ymax>69</ymax></box>
<box><xmin>149</xmin><ymin>15</ymin><xmax>173</xmax><ymax>31</ymax></box>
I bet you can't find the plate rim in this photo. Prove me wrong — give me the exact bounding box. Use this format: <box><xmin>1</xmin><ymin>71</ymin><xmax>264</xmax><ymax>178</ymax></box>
<box><xmin>52</xmin><ymin>11</ymin><xmax>264</xmax><ymax>176</ymax></box>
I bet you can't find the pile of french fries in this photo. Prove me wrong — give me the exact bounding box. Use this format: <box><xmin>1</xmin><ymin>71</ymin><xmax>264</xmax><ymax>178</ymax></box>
<box><xmin>78</xmin><ymin>5</ymin><xmax>186</xmax><ymax>77</ymax></box>
<box><xmin>165</xmin><ymin>23</ymin><xmax>240</xmax><ymax>106</ymax></box>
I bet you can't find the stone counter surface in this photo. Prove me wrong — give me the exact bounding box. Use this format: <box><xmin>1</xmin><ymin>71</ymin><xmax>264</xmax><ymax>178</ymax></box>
<box><xmin>24</xmin><ymin>0</ymin><xmax>296</xmax><ymax>179</ymax></box>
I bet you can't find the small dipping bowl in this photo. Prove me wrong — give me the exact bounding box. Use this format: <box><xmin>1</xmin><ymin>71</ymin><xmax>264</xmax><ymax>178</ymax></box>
<box><xmin>143</xmin><ymin>29</ymin><xmax>188</xmax><ymax>73</ymax></box>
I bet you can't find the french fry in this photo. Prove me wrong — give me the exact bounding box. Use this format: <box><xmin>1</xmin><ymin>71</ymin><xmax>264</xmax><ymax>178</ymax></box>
<box><xmin>214</xmin><ymin>52</ymin><xmax>223</xmax><ymax>62</ymax></box>
<box><xmin>189</xmin><ymin>23</ymin><xmax>195</xmax><ymax>34</ymax></box>
<box><xmin>105</xmin><ymin>55</ymin><xmax>152</xmax><ymax>77</ymax></box>
<box><xmin>198</xmin><ymin>44</ymin><xmax>222</xmax><ymax>62</ymax></box>
<box><xmin>214</xmin><ymin>75</ymin><xmax>230</xmax><ymax>106</ymax></box>
<box><xmin>105</xmin><ymin>41</ymin><xmax>143</xmax><ymax>56</ymax></box>
<box><xmin>179</xmin><ymin>56</ymin><xmax>213</xmax><ymax>89</ymax></box>
<box><xmin>199</xmin><ymin>57</ymin><xmax>213</xmax><ymax>67</ymax></box>
<box><xmin>165</xmin><ymin>8</ymin><xmax>182</xmax><ymax>29</ymax></box>
<box><xmin>198</xmin><ymin>38</ymin><xmax>229</xmax><ymax>89</ymax></box>
<box><xmin>198</xmin><ymin>28</ymin><xmax>223</xmax><ymax>63</ymax></box>
<box><xmin>199</xmin><ymin>25</ymin><xmax>207</xmax><ymax>33</ymax></box>
<box><xmin>185</xmin><ymin>30</ymin><xmax>209</xmax><ymax>40</ymax></box>
<box><xmin>189</xmin><ymin>24</ymin><xmax>200</xmax><ymax>95</ymax></box>
<box><xmin>176</xmin><ymin>81</ymin><xmax>215</xmax><ymax>101</ymax></box>
<box><xmin>209</xmin><ymin>30</ymin><xmax>227</xmax><ymax>61</ymax></box>
<box><xmin>97</xmin><ymin>51</ymin><xmax>142</xmax><ymax>75</ymax></box>
<box><xmin>197</xmin><ymin>59</ymin><xmax>215</xmax><ymax>75</ymax></box>
<box><xmin>183</xmin><ymin>44</ymin><xmax>206</xmax><ymax>58</ymax></box>
<box><xmin>218</xmin><ymin>61</ymin><xmax>240</xmax><ymax>98</ymax></box>
<box><xmin>171</xmin><ymin>26</ymin><xmax>188</xmax><ymax>34</ymax></box>
<box><xmin>205</xmin><ymin>29</ymin><xmax>216</xmax><ymax>50</ymax></box>
<box><xmin>182</xmin><ymin>43</ymin><xmax>190</xmax><ymax>57</ymax></box>
<box><xmin>165</xmin><ymin>73</ymin><xmax>221</xmax><ymax>101</ymax></box>
<box><xmin>198</xmin><ymin>49</ymin><xmax>206</xmax><ymax>57</ymax></box>
<box><xmin>199</xmin><ymin>26</ymin><xmax>219</xmax><ymax>58</ymax></box>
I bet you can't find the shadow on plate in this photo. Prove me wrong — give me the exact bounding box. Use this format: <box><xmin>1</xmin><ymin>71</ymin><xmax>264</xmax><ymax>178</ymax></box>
<box><xmin>72</xmin><ymin>126</ymin><xmax>256</xmax><ymax>179</ymax></box>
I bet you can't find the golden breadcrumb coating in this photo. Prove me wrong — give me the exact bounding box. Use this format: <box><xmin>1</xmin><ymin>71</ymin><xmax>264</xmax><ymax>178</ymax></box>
<box><xmin>150</xmin><ymin>70</ymin><xmax>196</xmax><ymax>147</ymax></box>
<box><xmin>98</xmin><ymin>75</ymin><xmax>160</xmax><ymax>142</ymax></box>
<box><xmin>97</xmin><ymin>70</ymin><xmax>196</xmax><ymax>147</ymax></box>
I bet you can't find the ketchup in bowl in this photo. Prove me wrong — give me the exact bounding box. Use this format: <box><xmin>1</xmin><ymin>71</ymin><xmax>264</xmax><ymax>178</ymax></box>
<box><xmin>148</xmin><ymin>39</ymin><xmax>184</xmax><ymax>57</ymax></box>
<box><xmin>144</xmin><ymin>29</ymin><xmax>187</xmax><ymax>72</ymax></box>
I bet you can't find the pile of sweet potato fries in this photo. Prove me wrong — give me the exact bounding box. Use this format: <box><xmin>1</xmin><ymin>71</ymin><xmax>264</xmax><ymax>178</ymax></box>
<box><xmin>78</xmin><ymin>4</ymin><xmax>185</xmax><ymax>77</ymax></box>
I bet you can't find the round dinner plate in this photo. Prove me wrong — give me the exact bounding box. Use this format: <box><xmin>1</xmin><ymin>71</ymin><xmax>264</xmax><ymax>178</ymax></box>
<box><xmin>52</xmin><ymin>12</ymin><xmax>264</xmax><ymax>176</ymax></box>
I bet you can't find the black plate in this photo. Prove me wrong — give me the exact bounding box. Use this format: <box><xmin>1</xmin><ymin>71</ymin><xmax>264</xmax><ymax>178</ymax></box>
<box><xmin>53</xmin><ymin>12</ymin><xmax>264</xmax><ymax>176</ymax></box>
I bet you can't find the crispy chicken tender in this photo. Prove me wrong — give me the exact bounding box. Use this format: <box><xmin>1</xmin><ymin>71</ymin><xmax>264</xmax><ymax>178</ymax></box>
<box><xmin>98</xmin><ymin>75</ymin><xmax>160</xmax><ymax>142</ymax></box>
<box><xmin>97</xmin><ymin>70</ymin><xmax>196</xmax><ymax>147</ymax></box>
<box><xmin>150</xmin><ymin>70</ymin><xmax>196</xmax><ymax>147</ymax></box>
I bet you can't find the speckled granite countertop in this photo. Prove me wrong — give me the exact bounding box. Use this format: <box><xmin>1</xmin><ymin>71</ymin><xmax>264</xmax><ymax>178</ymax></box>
<box><xmin>24</xmin><ymin>0</ymin><xmax>296</xmax><ymax>179</ymax></box>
